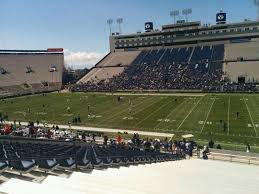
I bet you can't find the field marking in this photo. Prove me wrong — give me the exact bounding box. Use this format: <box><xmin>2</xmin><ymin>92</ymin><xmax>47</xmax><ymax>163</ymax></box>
<box><xmin>228</xmin><ymin>96</ymin><xmax>230</xmax><ymax>135</ymax></box>
<box><xmin>243</xmin><ymin>96</ymin><xmax>258</xmax><ymax>137</ymax></box>
<box><xmin>130</xmin><ymin>97</ymin><xmax>162</xmax><ymax>116</ymax></box>
<box><xmin>72</xmin><ymin>94</ymin><xmax>116</xmax><ymax>116</ymax></box>
<box><xmin>91</xmin><ymin>99</ymin><xmax>130</xmax><ymax>116</ymax></box>
<box><xmin>92</xmin><ymin>94</ymin><xmax>129</xmax><ymax>108</ymax></box>
<box><xmin>99</xmin><ymin>97</ymin><xmax>155</xmax><ymax>124</ymax></box>
<box><xmin>111</xmin><ymin>97</ymin><xmax>161</xmax><ymax>124</ymax></box>
<box><xmin>153</xmin><ymin>99</ymin><xmax>187</xmax><ymax>130</ymax></box>
<box><xmin>133</xmin><ymin>99</ymin><xmax>173</xmax><ymax>127</ymax></box>
<box><xmin>200</xmin><ymin>97</ymin><xmax>216</xmax><ymax>133</ymax></box>
<box><xmin>176</xmin><ymin>96</ymin><xmax>204</xmax><ymax>131</ymax></box>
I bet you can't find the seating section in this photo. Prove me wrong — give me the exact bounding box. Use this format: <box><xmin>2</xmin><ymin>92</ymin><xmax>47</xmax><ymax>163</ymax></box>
<box><xmin>0</xmin><ymin>83</ymin><xmax>61</xmax><ymax>98</ymax></box>
<box><xmin>138</xmin><ymin>49</ymin><xmax>165</xmax><ymax>64</ymax></box>
<box><xmin>158</xmin><ymin>47</ymin><xmax>193</xmax><ymax>65</ymax></box>
<box><xmin>79</xmin><ymin>51</ymin><xmax>141</xmax><ymax>84</ymax></box>
<box><xmin>191</xmin><ymin>46</ymin><xmax>211</xmax><ymax>62</ymax></box>
<box><xmin>78</xmin><ymin>51</ymin><xmax>141</xmax><ymax>84</ymax></box>
<box><xmin>0</xmin><ymin>52</ymin><xmax>63</xmax><ymax>98</ymax></box>
<box><xmin>78</xmin><ymin>67</ymin><xmax>126</xmax><ymax>84</ymax></box>
<box><xmin>0</xmin><ymin>140</ymin><xmax>182</xmax><ymax>173</ymax></box>
<box><xmin>96</xmin><ymin>51</ymin><xmax>141</xmax><ymax>67</ymax></box>
<box><xmin>74</xmin><ymin>44</ymin><xmax>225</xmax><ymax>92</ymax></box>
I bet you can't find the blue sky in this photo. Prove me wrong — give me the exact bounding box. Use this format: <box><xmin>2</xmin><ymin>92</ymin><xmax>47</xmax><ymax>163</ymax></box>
<box><xmin>0</xmin><ymin>0</ymin><xmax>257</xmax><ymax>68</ymax></box>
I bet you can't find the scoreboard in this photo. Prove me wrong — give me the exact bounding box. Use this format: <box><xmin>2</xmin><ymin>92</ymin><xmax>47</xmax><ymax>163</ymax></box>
<box><xmin>145</xmin><ymin>22</ymin><xmax>153</xmax><ymax>32</ymax></box>
<box><xmin>216</xmin><ymin>11</ymin><xmax>226</xmax><ymax>24</ymax></box>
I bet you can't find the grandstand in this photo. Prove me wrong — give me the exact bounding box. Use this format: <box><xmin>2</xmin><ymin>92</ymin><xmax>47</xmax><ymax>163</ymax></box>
<box><xmin>79</xmin><ymin>50</ymin><xmax>141</xmax><ymax>83</ymax></box>
<box><xmin>0</xmin><ymin>49</ymin><xmax>64</xmax><ymax>98</ymax></box>
<box><xmin>77</xmin><ymin>19</ymin><xmax>259</xmax><ymax>92</ymax></box>
<box><xmin>0</xmin><ymin>137</ymin><xmax>177</xmax><ymax>172</ymax></box>
<box><xmin>0</xmin><ymin>134</ymin><xmax>182</xmax><ymax>192</ymax></box>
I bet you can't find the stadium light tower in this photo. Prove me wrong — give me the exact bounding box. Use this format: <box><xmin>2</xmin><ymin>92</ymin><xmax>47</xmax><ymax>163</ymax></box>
<box><xmin>182</xmin><ymin>8</ymin><xmax>192</xmax><ymax>22</ymax></box>
<box><xmin>254</xmin><ymin>0</ymin><xmax>259</xmax><ymax>20</ymax></box>
<box><xmin>107</xmin><ymin>19</ymin><xmax>113</xmax><ymax>35</ymax></box>
<box><xmin>117</xmin><ymin>18</ymin><xmax>123</xmax><ymax>34</ymax></box>
<box><xmin>170</xmin><ymin>10</ymin><xmax>180</xmax><ymax>24</ymax></box>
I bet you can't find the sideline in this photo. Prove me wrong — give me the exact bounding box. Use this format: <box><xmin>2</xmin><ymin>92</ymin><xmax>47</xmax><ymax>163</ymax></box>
<box><xmin>5</xmin><ymin>121</ymin><xmax>174</xmax><ymax>138</ymax></box>
<box><xmin>105</xmin><ymin>93</ymin><xmax>205</xmax><ymax>97</ymax></box>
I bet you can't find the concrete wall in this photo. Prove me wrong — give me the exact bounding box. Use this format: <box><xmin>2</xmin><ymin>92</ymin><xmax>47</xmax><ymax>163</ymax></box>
<box><xmin>0</xmin><ymin>53</ymin><xmax>63</xmax><ymax>96</ymax></box>
<box><xmin>224</xmin><ymin>61</ymin><xmax>259</xmax><ymax>83</ymax></box>
<box><xmin>0</xmin><ymin>53</ymin><xmax>63</xmax><ymax>87</ymax></box>
<box><xmin>224</xmin><ymin>40</ymin><xmax>259</xmax><ymax>82</ymax></box>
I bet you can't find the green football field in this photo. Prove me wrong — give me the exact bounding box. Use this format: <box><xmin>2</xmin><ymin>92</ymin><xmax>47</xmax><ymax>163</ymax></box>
<box><xmin>1</xmin><ymin>92</ymin><xmax>259</xmax><ymax>150</ymax></box>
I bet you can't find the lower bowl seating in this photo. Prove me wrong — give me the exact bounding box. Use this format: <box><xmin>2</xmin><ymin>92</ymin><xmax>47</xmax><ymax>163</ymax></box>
<box><xmin>9</xmin><ymin>160</ymin><xmax>35</xmax><ymax>172</ymax></box>
<box><xmin>37</xmin><ymin>159</ymin><xmax>58</xmax><ymax>170</ymax></box>
<box><xmin>0</xmin><ymin>139</ymin><xmax>185</xmax><ymax>174</ymax></box>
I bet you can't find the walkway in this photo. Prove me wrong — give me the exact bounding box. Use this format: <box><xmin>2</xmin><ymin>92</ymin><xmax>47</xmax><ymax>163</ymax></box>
<box><xmin>5</xmin><ymin>121</ymin><xmax>174</xmax><ymax>138</ymax></box>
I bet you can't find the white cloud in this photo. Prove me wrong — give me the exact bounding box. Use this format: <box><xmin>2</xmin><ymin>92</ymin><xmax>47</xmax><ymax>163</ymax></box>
<box><xmin>64</xmin><ymin>49</ymin><xmax>106</xmax><ymax>69</ymax></box>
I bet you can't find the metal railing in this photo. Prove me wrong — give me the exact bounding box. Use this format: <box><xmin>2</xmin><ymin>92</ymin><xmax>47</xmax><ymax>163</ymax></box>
<box><xmin>208</xmin><ymin>152</ymin><xmax>259</xmax><ymax>165</ymax></box>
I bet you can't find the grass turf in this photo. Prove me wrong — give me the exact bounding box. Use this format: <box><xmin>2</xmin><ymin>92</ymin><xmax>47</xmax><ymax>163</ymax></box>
<box><xmin>1</xmin><ymin>92</ymin><xmax>259</xmax><ymax>151</ymax></box>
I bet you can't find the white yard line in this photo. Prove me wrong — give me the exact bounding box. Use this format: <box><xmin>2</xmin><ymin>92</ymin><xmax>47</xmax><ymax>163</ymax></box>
<box><xmin>99</xmin><ymin>97</ymin><xmax>152</xmax><ymax>124</ymax></box>
<box><xmin>243</xmin><ymin>96</ymin><xmax>258</xmax><ymax>137</ymax></box>
<box><xmin>133</xmin><ymin>100</ymin><xmax>172</xmax><ymax>127</ymax></box>
<box><xmin>200</xmin><ymin>97</ymin><xmax>216</xmax><ymax>133</ymax></box>
<box><xmin>106</xmin><ymin>98</ymin><xmax>159</xmax><ymax>123</ymax></box>
<box><xmin>153</xmin><ymin>99</ymin><xmax>187</xmax><ymax>130</ymax></box>
<box><xmin>176</xmin><ymin>96</ymin><xmax>204</xmax><ymax>131</ymax></box>
<box><xmin>228</xmin><ymin>96</ymin><xmax>230</xmax><ymax>135</ymax></box>
<box><xmin>130</xmin><ymin>98</ymin><xmax>161</xmax><ymax>115</ymax></box>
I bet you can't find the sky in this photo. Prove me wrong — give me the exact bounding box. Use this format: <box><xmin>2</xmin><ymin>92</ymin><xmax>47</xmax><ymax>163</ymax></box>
<box><xmin>0</xmin><ymin>0</ymin><xmax>257</xmax><ymax>69</ymax></box>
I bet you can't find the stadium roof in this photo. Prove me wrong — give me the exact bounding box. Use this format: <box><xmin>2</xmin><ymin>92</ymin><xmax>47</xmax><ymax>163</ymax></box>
<box><xmin>0</xmin><ymin>48</ymin><xmax>64</xmax><ymax>54</ymax></box>
<box><xmin>114</xmin><ymin>20</ymin><xmax>259</xmax><ymax>38</ymax></box>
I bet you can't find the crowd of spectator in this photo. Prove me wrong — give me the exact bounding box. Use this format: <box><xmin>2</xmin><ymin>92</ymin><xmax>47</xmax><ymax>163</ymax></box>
<box><xmin>0</xmin><ymin>121</ymin><xmax>76</xmax><ymax>140</ymax></box>
<box><xmin>71</xmin><ymin>45</ymin><xmax>258</xmax><ymax>93</ymax></box>
<box><xmin>222</xmin><ymin>82</ymin><xmax>257</xmax><ymax>92</ymax></box>
<box><xmin>108</xmin><ymin>132</ymin><xmax>197</xmax><ymax>157</ymax></box>
<box><xmin>73</xmin><ymin>60</ymin><xmax>257</xmax><ymax>93</ymax></box>
<box><xmin>0</xmin><ymin>121</ymin><xmax>197</xmax><ymax>157</ymax></box>
<box><xmin>72</xmin><ymin>61</ymin><xmax>224</xmax><ymax>92</ymax></box>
